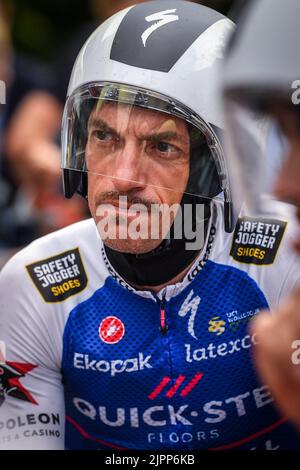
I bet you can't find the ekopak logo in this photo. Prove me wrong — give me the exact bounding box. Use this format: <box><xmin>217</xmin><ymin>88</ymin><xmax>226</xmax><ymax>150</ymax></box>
<box><xmin>99</xmin><ymin>316</ymin><xmax>125</xmax><ymax>344</ymax></box>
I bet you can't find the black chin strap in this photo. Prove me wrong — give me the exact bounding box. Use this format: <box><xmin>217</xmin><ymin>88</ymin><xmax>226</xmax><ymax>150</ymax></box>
<box><xmin>104</xmin><ymin>197</ymin><xmax>211</xmax><ymax>287</ymax></box>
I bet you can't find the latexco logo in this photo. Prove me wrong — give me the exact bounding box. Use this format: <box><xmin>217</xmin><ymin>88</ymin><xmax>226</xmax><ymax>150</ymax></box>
<box><xmin>185</xmin><ymin>333</ymin><xmax>258</xmax><ymax>364</ymax></box>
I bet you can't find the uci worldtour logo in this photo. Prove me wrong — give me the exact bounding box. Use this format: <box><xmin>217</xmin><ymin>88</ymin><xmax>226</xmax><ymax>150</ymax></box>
<box><xmin>142</xmin><ymin>9</ymin><xmax>179</xmax><ymax>47</ymax></box>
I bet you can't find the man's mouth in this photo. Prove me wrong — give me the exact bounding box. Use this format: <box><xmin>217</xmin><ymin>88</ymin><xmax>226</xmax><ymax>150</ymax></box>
<box><xmin>97</xmin><ymin>201</ymin><xmax>150</xmax><ymax>220</ymax></box>
<box><xmin>106</xmin><ymin>200</ymin><xmax>149</xmax><ymax>210</ymax></box>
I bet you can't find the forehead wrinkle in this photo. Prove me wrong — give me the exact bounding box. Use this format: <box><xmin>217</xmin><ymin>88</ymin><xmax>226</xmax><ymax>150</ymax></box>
<box><xmin>88</xmin><ymin>117</ymin><xmax>114</xmax><ymax>132</ymax></box>
<box><xmin>116</xmin><ymin>102</ymin><xmax>132</xmax><ymax>135</ymax></box>
<box><xmin>89</xmin><ymin>102</ymin><xmax>189</xmax><ymax>143</ymax></box>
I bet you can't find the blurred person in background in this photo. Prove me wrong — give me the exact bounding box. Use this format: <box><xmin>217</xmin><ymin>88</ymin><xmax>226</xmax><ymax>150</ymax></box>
<box><xmin>1</xmin><ymin>0</ymin><xmax>158</xmax><ymax>259</ymax></box>
<box><xmin>0</xmin><ymin>0</ymin><xmax>44</xmax><ymax>263</ymax></box>
<box><xmin>222</xmin><ymin>0</ymin><xmax>300</xmax><ymax>425</ymax></box>
<box><xmin>1</xmin><ymin>1</ymin><xmax>89</xmax><ymax>252</ymax></box>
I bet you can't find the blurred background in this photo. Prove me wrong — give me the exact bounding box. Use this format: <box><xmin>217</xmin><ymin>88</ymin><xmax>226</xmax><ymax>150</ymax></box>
<box><xmin>0</xmin><ymin>0</ymin><xmax>238</xmax><ymax>267</ymax></box>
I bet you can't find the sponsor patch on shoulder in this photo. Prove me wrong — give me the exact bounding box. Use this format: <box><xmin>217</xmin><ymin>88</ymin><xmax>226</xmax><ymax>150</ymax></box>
<box><xmin>26</xmin><ymin>248</ymin><xmax>88</xmax><ymax>302</ymax></box>
<box><xmin>230</xmin><ymin>217</ymin><xmax>287</xmax><ymax>265</ymax></box>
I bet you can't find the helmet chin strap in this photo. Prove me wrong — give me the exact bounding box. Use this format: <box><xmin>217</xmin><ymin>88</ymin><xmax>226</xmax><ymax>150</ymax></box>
<box><xmin>104</xmin><ymin>195</ymin><xmax>211</xmax><ymax>287</ymax></box>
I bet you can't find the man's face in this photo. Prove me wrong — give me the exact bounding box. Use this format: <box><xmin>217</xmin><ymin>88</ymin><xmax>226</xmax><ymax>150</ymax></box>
<box><xmin>272</xmin><ymin>105</ymin><xmax>300</xmax><ymax>252</ymax></box>
<box><xmin>86</xmin><ymin>102</ymin><xmax>190</xmax><ymax>254</ymax></box>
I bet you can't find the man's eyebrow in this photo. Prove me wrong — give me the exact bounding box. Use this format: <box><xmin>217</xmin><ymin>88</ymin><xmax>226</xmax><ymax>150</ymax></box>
<box><xmin>141</xmin><ymin>131</ymin><xmax>187</xmax><ymax>144</ymax></box>
<box><xmin>88</xmin><ymin>117</ymin><xmax>118</xmax><ymax>136</ymax></box>
<box><xmin>88</xmin><ymin>118</ymin><xmax>187</xmax><ymax>144</ymax></box>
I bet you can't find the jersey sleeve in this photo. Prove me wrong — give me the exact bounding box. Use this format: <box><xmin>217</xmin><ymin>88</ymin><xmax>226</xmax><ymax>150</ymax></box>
<box><xmin>265</xmin><ymin>221</ymin><xmax>300</xmax><ymax>309</ymax></box>
<box><xmin>216</xmin><ymin>203</ymin><xmax>300</xmax><ymax>311</ymax></box>
<box><xmin>0</xmin><ymin>253</ymin><xmax>65</xmax><ymax>450</ymax></box>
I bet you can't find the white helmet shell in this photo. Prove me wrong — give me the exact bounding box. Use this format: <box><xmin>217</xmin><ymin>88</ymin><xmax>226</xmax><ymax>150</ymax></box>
<box><xmin>67</xmin><ymin>1</ymin><xmax>234</xmax><ymax>129</ymax></box>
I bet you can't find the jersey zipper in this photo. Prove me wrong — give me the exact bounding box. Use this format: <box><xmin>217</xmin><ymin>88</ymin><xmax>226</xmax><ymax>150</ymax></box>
<box><xmin>158</xmin><ymin>296</ymin><xmax>168</xmax><ymax>335</ymax></box>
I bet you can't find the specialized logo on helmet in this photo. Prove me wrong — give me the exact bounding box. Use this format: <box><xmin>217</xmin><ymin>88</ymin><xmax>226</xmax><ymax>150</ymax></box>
<box><xmin>110</xmin><ymin>0</ymin><xmax>212</xmax><ymax>73</ymax></box>
<box><xmin>208</xmin><ymin>316</ymin><xmax>226</xmax><ymax>336</ymax></box>
<box><xmin>99</xmin><ymin>316</ymin><xmax>125</xmax><ymax>344</ymax></box>
<box><xmin>141</xmin><ymin>9</ymin><xmax>179</xmax><ymax>47</ymax></box>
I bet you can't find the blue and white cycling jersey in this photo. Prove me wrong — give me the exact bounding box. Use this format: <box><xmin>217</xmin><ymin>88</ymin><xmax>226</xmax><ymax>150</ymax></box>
<box><xmin>0</xmin><ymin>201</ymin><xmax>299</xmax><ymax>450</ymax></box>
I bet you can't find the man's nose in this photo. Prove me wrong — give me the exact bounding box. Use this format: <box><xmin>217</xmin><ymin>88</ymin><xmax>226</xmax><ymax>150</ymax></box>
<box><xmin>113</xmin><ymin>140</ymin><xmax>146</xmax><ymax>192</ymax></box>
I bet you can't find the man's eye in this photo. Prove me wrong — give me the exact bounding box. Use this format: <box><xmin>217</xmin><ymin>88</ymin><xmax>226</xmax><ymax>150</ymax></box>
<box><xmin>94</xmin><ymin>129</ymin><xmax>113</xmax><ymax>141</ymax></box>
<box><xmin>156</xmin><ymin>142</ymin><xmax>174</xmax><ymax>153</ymax></box>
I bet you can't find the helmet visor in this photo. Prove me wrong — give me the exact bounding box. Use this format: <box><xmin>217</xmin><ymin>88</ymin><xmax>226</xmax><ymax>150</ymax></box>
<box><xmin>62</xmin><ymin>82</ymin><xmax>229</xmax><ymax>203</ymax></box>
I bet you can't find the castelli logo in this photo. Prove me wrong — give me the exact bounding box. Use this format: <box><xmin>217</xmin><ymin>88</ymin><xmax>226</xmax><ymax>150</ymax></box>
<box><xmin>99</xmin><ymin>316</ymin><xmax>125</xmax><ymax>344</ymax></box>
